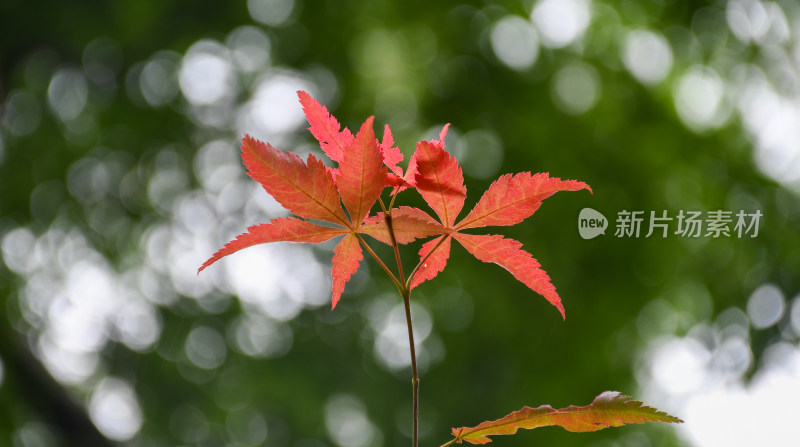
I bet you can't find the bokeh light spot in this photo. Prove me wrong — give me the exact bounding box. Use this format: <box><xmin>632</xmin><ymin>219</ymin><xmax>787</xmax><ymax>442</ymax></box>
<box><xmin>790</xmin><ymin>296</ymin><xmax>800</xmax><ymax>335</ymax></box>
<box><xmin>67</xmin><ymin>157</ymin><xmax>110</xmax><ymax>204</ymax></box>
<box><xmin>490</xmin><ymin>16</ymin><xmax>539</xmax><ymax>70</ymax></box>
<box><xmin>13</xmin><ymin>422</ymin><xmax>57</xmax><ymax>447</ymax></box>
<box><xmin>82</xmin><ymin>37</ymin><xmax>123</xmax><ymax>90</ymax></box>
<box><xmin>461</xmin><ymin>129</ymin><xmax>503</xmax><ymax>179</ymax></box>
<box><xmin>325</xmin><ymin>394</ymin><xmax>381</xmax><ymax>447</ymax></box>
<box><xmin>223</xmin><ymin>243</ymin><xmax>328</xmax><ymax>321</ymax></box>
<box><xmin>2</xmin><ymin>90</ymin><xmax>42</xmax><ymax>136</ymax></box>
<box><xmin>227</xmin><ymin>26</ymin><xmax>271</xmax><ymax>73</ymax></box>
<box><xmin>2</xmin><ymin>227</ymin><xmax>37</xmax><ymax>274</ymax></box>
<box><xmin>139</xmin><ymin>51</ymin><xmax>181</xmax><ymax>107</ymax></box>
<box><xmin>194</xmin><ymin>139</ymin><xmax>241</xmax><ymax>194</ymax></box>
<box><xmin>226</xmin><ymin>407</ymin><xmax>268</xmax><ymax>446</ymax></box>
<box><xmin>674</xmin><ymin>65</ymin><xmax>729</xmax><ymax>132</ymax></box>
<box><xmin>531</xmin><ymin>0</ymin><xmax>591</xmax><ymax>48</ymax></box>
<box><xmin>237</xmin><ymin>71</ymin><xmax>313</xmax><ymax>144</ymax></box>
<box><xmin>231</xmin><ymin>314</ymin><xmax>293</xmax><ymax>358</ymax></box>
<box><xmin>725</xmin><ymin>0</ymin><xmax>789</xmax><ymax>45</ymax></box>
<box><xmin>648</xmin><ymin>336</ymin><xmax>710</xmax><ymax>395</ymax></box>
<box><xmin>375</xmin><ymin>86</ymin><xmax>418</xmax><ymax>129</ymax></box>
<box><xmin>170</xmin><ymin>404</ymin><xmax>210</xmax><ymax>443</ymax></box>
<box><xmin>185</xmin><ymin>325</ymin><xmax>227</xmax><ymax>370</ymax></box>
<box><xmin>637</xmin><ymin>299</ymin><xmax>679</xmax><ymax>341</ymax></box>
<box><xmin>38</xmin><ymin>335</ymin><xmax>100</xmax><ymax>385</ymax></box>
<box><xmin>179</xmin><ymin>40</ymin><xmax>236</xmax><ymax>106</ymax></box>
<box><xmin>737</xmin><ymin>69</ymin><xmax>800</xmax><ymax>188</ymax></box>
<box><xmin>248</xmin><ymin>0</ymin><xmax>295</xmax><ymax>27</ymax></box>
<box><xmin>551</xmin><ymin>62</ymin><xmax>601</xmax><ymax>115</ymax></box>
<box><xmin>747</xmin><ymin>283</ymin><xmax>785</xmax><ymax>329</ymax></box>
<box><xmin>114</xmin><ymin>299</ymin><xmax>162</xmax><ymax>352</ymax></box>
<box><xmin>48</xmin><ymin>68</ymin><xmax>89</xmax><ymax>122</ymax></box>
<box><xmin>367</xmin><ymin>298</ymin><xmax>434</xmax><ymax>371</ymax></box>
<box><xmin>680</xmin><ymin>342</ymin><xmax>800</xmax><ymax>447</ymax></box>
<box><xmin>88</xmin><ymin>377</ymin><xmax>143</xmax><ymax>441</ymax></box>
<box><xmin>623</xmin><ymin>30</ymin><xmax>673</xmax><ymax>86</ymax></box>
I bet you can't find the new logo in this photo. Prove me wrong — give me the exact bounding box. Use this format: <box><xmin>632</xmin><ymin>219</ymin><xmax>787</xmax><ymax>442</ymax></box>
<box><xmin>578</xmin><ymin>208</ymin><xmax>608</xmax><ymax>239</ymax></box>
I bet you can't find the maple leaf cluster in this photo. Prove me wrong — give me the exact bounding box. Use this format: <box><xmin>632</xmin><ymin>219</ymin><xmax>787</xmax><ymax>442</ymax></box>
<box><xmin>199</xmin><ymin>91</ymin><xmax>591</xmax><ymax>317</ymax></box>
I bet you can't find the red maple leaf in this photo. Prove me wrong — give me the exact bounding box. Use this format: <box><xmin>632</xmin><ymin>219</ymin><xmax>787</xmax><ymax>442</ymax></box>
<box><xmin>200</xmin><ymin>91</ymin><xmax>591</xmax><ymax>316</ymax></box>
<box><xmin>297</xmin><ymin>90</ymin><xmax>353</xmax><ymax>164</ymax></box>
<box><xmin>378</xmin><ymin>132</ymin><xmax>592</xmax><ymax>319</ymax></box>
<box><xmin>199</xmin><ymin>94</ymin><xmax>387</xmax><ymax>309</ymax></box>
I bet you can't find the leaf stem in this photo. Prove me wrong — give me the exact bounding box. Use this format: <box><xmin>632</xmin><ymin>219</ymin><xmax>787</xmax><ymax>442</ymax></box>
<box><xmin>438</xmin><ymin>439</ymin><xmax>458</xmax><ymax>447</ymax></box>
<box><xmin>385</xmin><ymin>213</ymin><xmax>406</xmax><ymax>285</ymax></box>
<box><xmin>377</xmin><ymin>197</ymin><xmax>389</xmax><ymax>214</ymax></box>
<box><xmin>375</xmin><ymin>198</ymin><xmax>407</xmax><ymax>286</ymax></box>
<box><xmin>355</xmin><ymin>233</ymin><xmax>403</xmax><ymax>294</ymax></box>
<box><xmin>388</xmin><ymin>188</ymin><xmax>400</xmax><ymax>210</ymax></box>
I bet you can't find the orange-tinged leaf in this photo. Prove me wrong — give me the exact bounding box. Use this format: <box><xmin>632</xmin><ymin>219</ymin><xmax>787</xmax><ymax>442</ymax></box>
<box><xmin>410</xmin><ymin>235</ymin><xmax>452</xmax><ymax>289</ymax></box>
<box><xmin>456</xmin><ymin>173</ymin><xmax>592</xmax><ymax>230</ymax></box>
<box><xmin>298</xmin><ymin>90</ymin><xmax>353</xmax><ymax>163</ymax></box>
<box><xmin>397</xmin><ymin>123</ymin><xmax>449</xmax><ymax>192</ymax></box>
<box><xmin>331</xmin><ymin>233</ymin><xmax>363</xmax><ymax>309</ymax></box>
<box><xmin>450</xmin><ymin>391</ymin><xmax>683</xmax><ymax>445</ymax></box>
<box><xmin>453</xmin><ymin>233</ymin><xmax>564</xmax><ymax>319</ymax></box>
<box><xmin>380</xmin><ymin>124</ymin><xmax>404</xmax><ymax>176</ymax></box>
<box><xmin>338</xmin><ymin>117</ymin><xmax>388</xmax><ymax>226</ymax></box>
<box><xmin>360</xmin><ymin>207</ymin><xmax>445</xmax><ymax>245</ymax></box>
<box><xmin>241</xmin><ymin>135</ymin><xmax>349</xmax><ymax>227</ymax></box>
<box><xmin>413</xmin><ymin>140</ymin><xmax>466</xmax><ymax>227</ymax></box>
<box><xmin>198</xmin><ymin>218</ymin><xmax>348</xmax><ymax>273</ymax></box>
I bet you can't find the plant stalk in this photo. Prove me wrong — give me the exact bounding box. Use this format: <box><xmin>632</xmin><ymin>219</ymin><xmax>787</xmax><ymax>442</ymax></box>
<box><xmin>402</xmin><ymin>287</ymin><xmax>420</xmax><ymax>447</ymax></box>
<box><xmin>381</xmin><ymin>195</ymin><xmax>420</xmax><ymax>447</ymax></box>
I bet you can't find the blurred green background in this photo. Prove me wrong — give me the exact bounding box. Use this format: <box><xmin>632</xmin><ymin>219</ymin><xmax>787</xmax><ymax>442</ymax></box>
<box><xmin>2</xmin><ymin>0</ymin><xmax>800</xmax><ymax>446</ymax></box>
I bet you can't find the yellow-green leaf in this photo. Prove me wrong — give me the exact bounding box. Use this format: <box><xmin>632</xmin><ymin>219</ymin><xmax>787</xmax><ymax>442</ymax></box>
<box><xmin>449</xmin><ymin>391</ymin><xmax>683</xmax><ymax>445</ymax></box>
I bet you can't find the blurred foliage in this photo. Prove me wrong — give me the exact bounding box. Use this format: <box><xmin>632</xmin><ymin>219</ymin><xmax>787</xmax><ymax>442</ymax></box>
<box><xmin>2</xmin><ymin>1</ymin><xmax>800</xmax><ymax>447</ymax></box>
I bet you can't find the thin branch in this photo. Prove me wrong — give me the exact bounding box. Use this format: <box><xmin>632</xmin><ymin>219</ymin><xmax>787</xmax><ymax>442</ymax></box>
<box><xmin>388</xmin><ymin>187</ymin><xmax>400</xmax><ymax>210</ymax></box>
<box><xmin>385</xmin><ymin>213</ymin><xmax>406</xmax><ymax>285</ymax></box>
<box><xmin>402</xmin><ymin>288</ymin><xmax>420</xmax><ymax>447</ymax></box>
<box><xmin>355</xmin><ymin>233</ymin><xmax>403</xmax><ymax>294</ymax></box>
<box><xmin>380</xmin><ymin>192</ymin><xmax>421</xmax><ymax>447</ymax></box>
<box><xmin>377</xmin><ymin>196</ymin><xmax>406</xmax><ymax>285</ymax></box>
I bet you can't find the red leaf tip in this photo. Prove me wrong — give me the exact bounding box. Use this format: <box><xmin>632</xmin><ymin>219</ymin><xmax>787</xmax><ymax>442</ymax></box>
<box><xmin>438</xmin><ymin>123</ymin><xmax>451</xmax><ymax>143</ymax></box>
